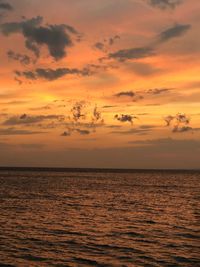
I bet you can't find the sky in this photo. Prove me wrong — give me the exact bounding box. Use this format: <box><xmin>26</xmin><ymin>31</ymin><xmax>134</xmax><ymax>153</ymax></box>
<box><xmin>0</xmin><ymin>0</ymin><xmax>200</xmax><ymax>169</ymax></box>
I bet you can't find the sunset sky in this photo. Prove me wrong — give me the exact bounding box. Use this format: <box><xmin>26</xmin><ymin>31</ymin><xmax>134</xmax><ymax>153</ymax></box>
<box><xmin>0</xmin><ymin>0</ymin><xmax>200</xmax><ymax>169</ymax></box>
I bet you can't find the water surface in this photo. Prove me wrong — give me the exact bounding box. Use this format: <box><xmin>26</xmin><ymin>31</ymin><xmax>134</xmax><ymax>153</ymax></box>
<box><xmin>0</xmin><ymin>170</ymin><xmax>199</xmax><ymax>266</ymax></box>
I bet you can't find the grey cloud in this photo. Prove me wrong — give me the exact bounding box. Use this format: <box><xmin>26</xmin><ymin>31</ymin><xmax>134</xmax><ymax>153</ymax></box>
<box><xmin>146</xmin><ymin>88</ymin><xmax>172</xmax><ymax>95</ymax></box>
<box><xmin>61</xmin><ymin>128</ymin><xmax>91</xmax><ymax>137</ymax></box>
<box><xmin>23</xmin><ymin>24</ymin><xmax>73</xmax><ymax>60</ymax></box>
<box><xmin>164</xmin><ymin>115</ymin><xmax>175</xmax><ymax>126</ymax></box>
<box><xmin>114</xmin><ymin>114</ymin><xmax>137</xmax><ymax>124</ymax></box>
<box><xmin>76</xmin><ymin>129</ymin><xmax>90</xmax><ymax>135</ymax></box>
<box><xmin>15</xmin><ymin>70</ymin><xmax>36</xmax><ymax>80</ymax></box>
<box><xmin>102</xmin><ymin>105</ymin><xmax>118</xmax><ymax>109</ymax></box>
<box><xmin>0</xmin><ymin>16</ymin><xmax>43</xmax><ymax>35</ymax></box>
<box><xmin>114</xmin><ymin>88</ymin><xmax>171</xmax><ymax>101</ymax></box>
<box><xmin>114</xmin><ymin>91</ymin><xmax>143</xmax><ymax>101</ymax></box>
<box><xmin>147</xmin><ymin>0</ymin><xmax>182</xmax><ymax>9</ymax></box>
<box><xmin>3</xmin><ymin>114</ymin><xmax>64</xmax><ymax>125</ymax></box>
<box><xmin>61</xmin><ymin>131</ymin><xmax>71</xmax><ymax>137</ymax></box>
<box><xmin>111</xmin><ymin>125</ymin><xmax>156</xmax><ymax>135</ymax></box>
<box><xmin>15</xmin><ymin>67</ymin><xmax>91</xmax><ymax>81</ymax></box>
<box><xmin>1</xmin><ymin>16</ymin><xmax>78</xmax><ymax>60</ymax></box>
<box><xmin>7</xmin><ymin>50</ymin><xmax>31</xmax><ymax>65</ymax></box>
<box><xmin>115</xmin><ymin>91</ymin><xmax>135</xmax><ymax>98</ymax></box>
<box><xmin>94</xmin><ymin>35</ymin><xmax>120</xmax><ymax>52</ymax></box>
<box><xmin>0</xmin><ymin>127</ymin><xmax>45</xmax><ymax>135</ymax></box>
<box><xmin>172</xmin><ymin>126</ymin><xmax>193</xmax><ymax>133</ymax></box>
<box><xmin>159</xmin><ymin>24</ymin><xmax>191</xmax><ymax>42</ymax></box>
<box><xmin>176</xmin><ymin>113</ymin><xmax>190</xmax><ymax>124</ymax></box>
<box><xmin>164</xmin><ymin>113</ymin><xmax>191</xmax><ymax>133</ymax></box>
<box><xmin>109</xmin><ymin>47</ymin><xmax>155</xmax><ymax>62</ymax></box>
<box><xmin>0</xmin><ymin>2</ymin><xmax>13</xmax><ymax>11</ymax></box>
<box><xmin>71</xmin><ymin>102</ymin><xmax>86</xmax><ymax>122</ymax></box>
<box><xmin>94</xmin><ymin>42</ymin><xmax>105</xmax><ymax>51</ymax></box>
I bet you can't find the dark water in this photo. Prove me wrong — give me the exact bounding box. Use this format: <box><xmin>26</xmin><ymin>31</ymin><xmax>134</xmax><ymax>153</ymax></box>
<box><xmin>0</xmin><ymin>170</ymin><xmax>199</xmax><ymax>267</ymax></box>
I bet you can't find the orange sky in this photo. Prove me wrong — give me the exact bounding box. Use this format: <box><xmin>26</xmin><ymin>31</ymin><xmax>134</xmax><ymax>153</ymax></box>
<box><xmin>0</xmin><ymin>0</ymin><xmax>200</xmax><ymax>168</ymax></box>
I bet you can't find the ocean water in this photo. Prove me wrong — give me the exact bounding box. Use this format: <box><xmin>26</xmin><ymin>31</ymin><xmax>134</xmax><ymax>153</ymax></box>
<box><xmin>0</xmin><ymin>170</ymin><xmax>199</xmax><ymax>267</ymax></box>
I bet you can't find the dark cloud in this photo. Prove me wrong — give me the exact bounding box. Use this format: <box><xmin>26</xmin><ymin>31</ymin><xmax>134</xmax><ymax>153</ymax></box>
<box><xmin>0</xmin><ymin>16</ymin><xmax>42</xmax><ymax>35</ymax></box>
<box><xmin>15</xmin><ymin>70</ymin><xmax>36</xmax><ymax>80</ymax></box>
<box><xmin>1</xmin><ymin>16</ymin><xmax>78</xmax><ymax>60</ymax></box>
<box><xmin>114</xmin><ymin>114</ymin><xmax>137</xmax><ymax>124</ymax></box>
<box><xmin>113</xmin><ymin>87</ymin><xmax>172</xmax><ymax>104</ymax></box>
<box><xmin>159</xmin><ymin>24</ymin><xmax>191</xmax><ymax>42</ymax></box>
<box><xmin>94</xmin><ymin>35</ymin><xmax>120</xmax><ymax>52</ymax></box>
<box><xmin>61</xmin><ymin>131</ymin><xmax>71</xmax><ymax>137</ymax></box>
<box><xmin>15</xmin><ymin>67</ymin><xmax>91</xmax><ymax>81</ymax></box>
<box><xmin>61</xmin><ymin>128</ymin><xmax>90</xmax><ymax>137</ymax></box>
<box><xmin>91</xmin><ymin>106</ymin><xmax>104</xmax><ymax>126</ymax></box>
<box><xmin>172</xmin><ymin>126</ymin><xmax>193</xmax><ymax>133</ymax></box>
<box><xmin>7</xmin><ymin>50</ymin><xmax>31</xmax><ymax>65</ymax></box>
<box><xmin>114</xmin><ymin>91</ymin><xmax>143</xmax><ymax>101</ymax></box>
<box><xmin>71</xmin><ymin>102</ymin><xmax>86</xmax><ymax>122</ymax></box>
<box><xmin>146</xmin><ymin>88</ymin><xmax>172</xmax><ymax>95</ymax></box>
<box><xmin>115</xmin><ymin>91</ymin><xmax>135</xmax><ymax>98</ymax></box>
<box><xmin>164</xmin><ymin>113</ymin><xmax>191</xmax><ymax>133</ymax></box>
<box><xmin>3</xmin><ymin>114</ymin><xmax>64</xmax><ymax>125</ymax></box>
<box><xmin>0</xmin><ymin>127</ymin><xmax>45</xmax><ymax>135</ymax></box>
<box><xmin>164</xmin><ymin>115</ymin><xmax>175</xmax><ymax>126</ymax></box>
<box><xmin>94</xmin><ymin>42</ymin><xmax>105</xmax><ymax>51</ymax></box>
<box><xmin>176</xmin><ymin>113</ymin><xmax>190</xmax><ymax>124</ymax></box>
<box><xmin>111</xmin><ymin>129</ymin><xmax>148</xmax><ymax>136</ymax></box>
<box><xmin>0</xmin><ymin>1</ymin><xmax>13</xmax><ymax>11</ymax></box>
<box><xmin>102</xmin><ymin>105</ymin><xmax>118</xmax><ymax>109</ymax></box>
<box><xmin>147</xmin><ymin>0</ymin><xmax>182</xmax><ymax>9</ymax></box>
<box><xmin>76</xmin><ymin>129</ymin><xmax>90</xmax><ymax>135</ymax></box>
<box><xmin>111</xmin><ymin>125</ymin><xmax>156</xmax><ymax>135</ymax></box>
<box><xmin>108</xmin><ymin>47</ymin><xmax>155</xmax><ymax>62</ymax></box>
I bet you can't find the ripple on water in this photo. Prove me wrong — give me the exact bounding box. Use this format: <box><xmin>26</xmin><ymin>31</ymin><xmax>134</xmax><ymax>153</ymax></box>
<box><xmin>0</xmin><ymin>170</ymin><xmax>199</xmax><ymax>266</ymax></box>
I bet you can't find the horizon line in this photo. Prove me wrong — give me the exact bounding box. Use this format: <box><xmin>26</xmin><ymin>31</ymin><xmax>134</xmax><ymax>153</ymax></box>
<box><xmin>0</xmin><ymin>166</ymin><xmax>199</xmax><ymax>173</ymax></box>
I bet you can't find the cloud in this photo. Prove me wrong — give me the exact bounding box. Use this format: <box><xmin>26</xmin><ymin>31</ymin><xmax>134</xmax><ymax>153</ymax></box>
<box><xmin>1</xmin><ymin>16</ymin><xmax>78</xmax><ymax>60</ymax></box>
<box><xmin>61</xmin><ymin>131</ymin><xmax>71</xmax><ymax>137</ymax></box>
<box><xmin>0</xmin><ymin>1</ymin><xmax>13</xmax><ymax>11</ymax></box>
<box><xmin>3</xmin><ymin>114</ymin><xmax>64</xmax><ymax>125</ymax></box>
<box><xmin>114</xmin><ymin>88</ymin><xmax>170</xmax><ymax>102</ymax></box>
<box><xmin>146</xmin><ymin>88</ymin><xmax>172</xmax><ymax>95</ymax></box>
<box><xmin>108</xmin><ymin>46</ymin><xmax>155</xmax><ymax>62</ymax></box>
<box><xmin>94</xmin><ymin>35</ymin><xmax>120</xmax><ymax>52</ymax></box>
<box><xmin>15</xmin><ymin>67</ymin><xmax>91</xmax><ymax>81</ymax></box>
<box><xmin>125</xmin><ymin>62</ymin><xmax>161</xmax><ymax>76</ymax></box>
<box><xmin>76</xmin><ymin>129</ymin><xmax>90</xmax><ymax>135</ymax></box>
<box><xmin>172</xmin><ymin>126</ymin><xmax>193</xmax><ymax>133</ymax></box>
<box><xmin>0</xmin><ymin>16</ymin><xmax>43</xmax><ymax>35</ymax></box>
<box><xmin>0</xmin><ymin>127</ymin><xmax>45</xmax><ymax>135</ymax></box>
<box><xmin>164</xmin><ymin>115</ymin><xmax>175</xmax><ymax>126</ymax></box>
<box><xmin>146</xmin><ymin>0</ymin><xmax>182</xmax><ymax>9</ymax></box>
<box><xmin>61</xmin><ymin>128</ymin><xmax>91</xmax><ymax>137</ymax></box>
<box><xmin>114</xmin><ymin>114</ymin><xmax>137</xmax><ymax>124</ymax></box>
<box><xmin>115</xmin><ymin>91</ymin><xmax>135</xmax><ymax>98</ymax></box>
<box><xmin>7</xmin><ymin>50</ymin><xmax>31</xmax><ymax>65</ymax></box>
<box><xmin>94</xmin><ymin>42</ymin><xmax>105</xmax><ymax>51</ymax></box>
<box><xmin>164</xmin><ymin>113</ymin><xmax>191</xmax><ymax>133</ymax></box>
<box><xmin>114</xmin><ymin>90</ymin><xmax>144</xmax><ymax>101</ymax></box>
<box><xmin>159</xmin><ymin>24</ymin><xmax>191</xmax><ymax>42</ymax></box>
<box><xmin>111</xmin><ymin>125</ymin><xmax>155</xmax><ymax>135</ymax></box>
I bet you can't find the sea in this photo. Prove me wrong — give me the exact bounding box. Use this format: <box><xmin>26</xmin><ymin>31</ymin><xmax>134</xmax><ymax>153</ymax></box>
<box><xmin>0</xmin><ymin>169</ymin><xmax>199</xmax><ymax>267</ymax></box>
